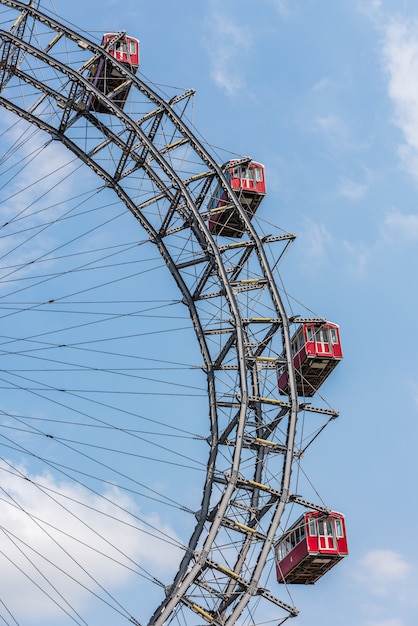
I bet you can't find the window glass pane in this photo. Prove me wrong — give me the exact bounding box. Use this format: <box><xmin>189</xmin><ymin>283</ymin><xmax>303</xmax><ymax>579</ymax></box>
<box><xmin>294</xmin><ymin>526</ymin><xmax>305</xmax><ymax>544</ymax></box>
<box><xmin>129</xmin><ymin>41</ymin><xmax>136</xmax><ymax>54</ymax></box>
<box><xmin>242</xmin><ymin>167</ymin><xmax>254</xmax><ymax>181</ymax></box>
<box><xmin>335</xmin><ymin>519</ymin><xmax>343</xmax><ymax>537</ymax></box>
<box><xmin>330</xmin><ymin>328</ymin><xmax>337</xmax><ymax>343</ymax></box>
<box><xmin>319</xmin><ymin>519</ymin><xmax>334</xmax><ymax>536</ymax></box>
<box><xmin>255</xmin><ymin>167</ymin><xmax>263</xmax><ymax>182</ymax></box>
<box><xmin>306</xmin><ymin>327</ymin><xmax>314</xmax><ymax>342</ymax></box>
<box><xmin>277</xmin><ymin>530</ymin><xmax>300</xmax><ymax>561</ymax></box>
<box><xmin>308</xmin><ymin>518</ymin><xmax>317</xmax><ymax>536</ymax></box>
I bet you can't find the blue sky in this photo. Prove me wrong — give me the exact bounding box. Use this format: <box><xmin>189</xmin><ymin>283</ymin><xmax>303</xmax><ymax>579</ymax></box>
<box><xmin>2</xmin><ymin>0</ymin><xmax>418</xmax><ymax>625</ymax></box>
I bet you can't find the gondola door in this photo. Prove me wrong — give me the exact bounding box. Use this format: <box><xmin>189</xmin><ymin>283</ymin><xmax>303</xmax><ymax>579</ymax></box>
<box><xmin>318</xmin><ymin>518</ymin><xmax>336</xmax><ymax>551</ymax></box>
<box><xmin>315</xmin><ymin>327</ymin><xmax>332</xmax><ymax>356</ymax></box>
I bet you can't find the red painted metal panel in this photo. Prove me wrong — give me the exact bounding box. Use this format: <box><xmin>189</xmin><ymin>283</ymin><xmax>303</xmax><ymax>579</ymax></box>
<box><xmin>276</xmin><ymin>538</ymin><xmax>309</xmax><ymax>579</ymax></box>
<box><xmin>102</xmin><ymin>34</ymin><xmax>140</xmax><ymax>67</ymax></box>
<box><xmin>228</xmin><ymin>161</ymin><xmax>266</xmax><ymax>195</ymax></box>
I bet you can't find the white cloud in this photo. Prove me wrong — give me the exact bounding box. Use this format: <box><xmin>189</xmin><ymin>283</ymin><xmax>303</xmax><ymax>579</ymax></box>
<box><xmin>343</xmin><ymin>240</ymin><xmax>370</xmax><ymax>275</ymax></box>
<box><xmin>313</xmin><ymin>77</ymin><xmax>331</xmax><ymax>92</ymax></box>
<box><xmin>0</xmin><ymin>460</ymin><xmax>181</xmax><ymax>622</ymax></box>
<box><xmin>342</xmin><ymin>208</ymin><xmax>418</xmax><ymax>275</ymax></box>
<box><xmin>0</xmin><ymin>114</ymin><xmax>81</xmax><ymax>281</ymax></box>
<box><xmin>203</xmin><ymin>0</ymin><xmax>289</xmax><ymax>95</ymax></box>
<box><xmin>354</xmin><ymin>550</ymin><xmax>411</xmax><ymax>596</ymax></box>
<box><xmin>380</xmin><ymin>210</ymin><xmax>418</xmax><ymax>241</ymax></box>
<box><xmin>381</xmin><ymin>17</ymin><xmax>418</xmax><ymax>180</ymax></box>
<box><xmin>204</xmin><ymin>4</ymin><xmax>252</xmax><ymax>96</ymax></box>
<box><xmin>339</xmin><ymin>177</ymin><xmax>369</xmax><ymax>200</ymax></box>
<box><xmin>349</xmin><ymin>548</ymin><xmax>418</xmax><ymax>626</ymax></box>
<box><xmin>262</xmin><ymin>0</ymin><xmax>290</xmax><ymax>17</ymax></box>
<box><xmin>0</xmin><ymin>113</ymin><xmax>77</xmax><ymax>219</ymax></box>
<box><xmin>315</xmin><ymin>113</ymin><xmax>342</xmax><ymax>133</ymax></box>
<box><xmin>296</xmin><ymin>218</ymin><xmax>334</xmax><ymax>270</ymax></box>
<box><xmin>314</xmin><ymin>113</ymin><xmax>350</xmax><ymax>147</ymax></box>
<box><xmin>358</xmin><ymin>0</ymin><xmax>383</xmax><ymax>22</ymax></box>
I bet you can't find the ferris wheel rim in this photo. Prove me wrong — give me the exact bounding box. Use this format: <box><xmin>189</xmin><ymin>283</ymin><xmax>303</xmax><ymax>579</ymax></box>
<box><xmin>0</xmin><ymin>3</ymin><xmax>308</xmax><ymax>625</ymax></box>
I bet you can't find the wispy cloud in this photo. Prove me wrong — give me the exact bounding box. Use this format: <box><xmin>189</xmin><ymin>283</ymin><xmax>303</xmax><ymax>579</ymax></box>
<box><xmin>341</xmin><ymin>208</ymin><xmax>418</xmax><ymax>276</ymax></box>
<box><xmin>357</xmin><ymin>0</ymin><xmax>383</xmax><ymax>22</ymax></box>
<box><xmin>262</xmin><ymin>0</ymin><xmax>290</xmax><ymax>17</ymax></box>
<box><xmin>0</xmin><ymin>459</ymin><xmax>181</xmax><ymax>621</ymax></box>
<box><xmin>312</xmin><ymin>77</ymin><xmax>331</xmax><ymax>92</ymax></box>
<box><xmin>343</xmin><ymin>240</ymin><xmax>370</xmax><ymax>275</ymax></box>
<box><xmin>298</xmin><ymin>218</ymin><xmax>333</xmax><ymax>265</ymax></box>
<box><xmin>313</xmin><ymin>113</ymin><xmax>353</xmax><ymax>149</ymax></box>
<box><xmin>354</xmin><ymin>549</ymin><xmax>411</xmax><ymax>596</ymax></box>
<box><xmin>0</xmin><ymin>115</ymin><xmax>81</xmax><ymax>288</ymax></box>
<box><xmin>203</xmin><ymin>7</ymin><xmax>251</xmax><ymax>96</ymax></box>
<box><xmin>381</xmin><ymin>17</ymin><xmax>418</xmax><ymax>180</ymax></box>
<box><xmin>380</xmin><ymin>210</ymin><xmax>418</xmax><ymax>241</ymax></box>
<box><xmin>350</xmin><ymin>549</ymin><xmax>417</xmax><ymax>626</ymax></box>
<box><xmin>203</xmin><ymin>0</ymin><xmax>290</xmax><ymax>95</ymax></box>
<box><xmin>315</xmin><ymin>113</ymin><xmax>344</xmax><ymax>135</ymax></box>
<box><xmin>339</xmin><ymin>173</ymin><xmax>371</xmax><ymax>200</ymax></box>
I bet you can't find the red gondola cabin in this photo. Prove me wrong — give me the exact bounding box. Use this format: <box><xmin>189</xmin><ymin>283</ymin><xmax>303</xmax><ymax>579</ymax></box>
<box><xmin>87</xmin><ymin>33</ymin><xmax>140</xmax><ymax>112</ymax></box>
<box><xmin>208</xmin><ymin>160</ymin><xmax>266</xmax><ymax>237</ymax></box>
<box><xmin>102</xmin><ymin>33</ymin><xmax>140</xmax><ymax>67</ymax></box>
<box><xmin>275</xmin><ymin>511</ymin><xmax>348</xmax><ymax>584</ymax></box>
<box><xmin>278</xmin><ymin>322</ymin><xmax>343</xmax><ymax>397</ymax></box>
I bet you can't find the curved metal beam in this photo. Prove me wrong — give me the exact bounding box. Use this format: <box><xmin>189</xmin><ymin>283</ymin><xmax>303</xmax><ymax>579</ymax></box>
<box><xmin>0</xmin><ymin>3</ymin><xmax>310</xmax><ymax>624</ymax></box>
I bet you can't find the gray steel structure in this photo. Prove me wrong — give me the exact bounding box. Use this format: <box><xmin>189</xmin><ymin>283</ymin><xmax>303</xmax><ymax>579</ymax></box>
<box><xmin>0</xmin><ymin>2</ymin><xmax>340</xmax><ymax>624</ymax></box>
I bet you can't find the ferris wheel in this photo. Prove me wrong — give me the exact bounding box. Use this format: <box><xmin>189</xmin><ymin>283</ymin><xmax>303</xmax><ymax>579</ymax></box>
<box><xmin>0</xmin><ymin>2</ymin><xmax>347</xmax><ymax>625</ymax></box>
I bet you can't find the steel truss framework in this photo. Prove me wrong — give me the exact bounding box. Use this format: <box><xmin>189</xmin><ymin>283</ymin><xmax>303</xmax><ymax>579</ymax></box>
<box><xmin>0</xmin><ymin>2</ymin><xmax>340</xmax><ymax>624</ymax></box>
